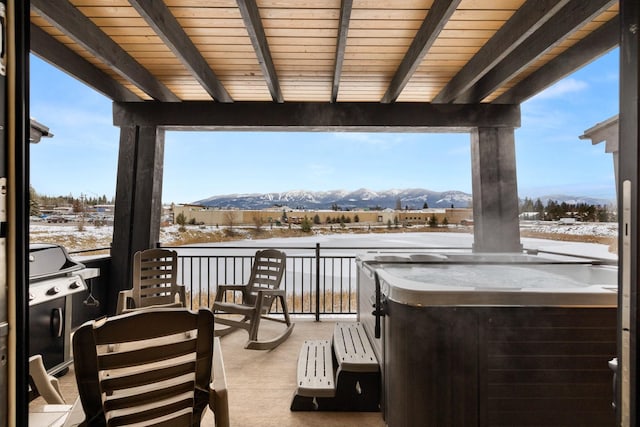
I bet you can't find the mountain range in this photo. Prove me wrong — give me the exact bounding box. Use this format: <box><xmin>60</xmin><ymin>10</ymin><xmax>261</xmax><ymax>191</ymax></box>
<box><xmin>193</xmin><ymin>189</ymin><xmax>614</xmax><ymax>210</ymax></box>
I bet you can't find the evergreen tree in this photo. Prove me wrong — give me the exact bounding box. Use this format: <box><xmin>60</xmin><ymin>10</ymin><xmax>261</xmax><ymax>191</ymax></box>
<box><xmin>301</xmin><ymin>216</ymin><xmax>312</xmax><ymax>232</ymax></box>
<box><xmin>534</xmin><ymin>198</ymin><xmax>544</xmax><ymax>219</ymax></box>
<box><xmin>175</xmin><ymin>212</ymin><xmax>187</xmax><ymax>232</ymax></box>
<box><xmin>29</xmin><ymin>185</ymin><xmax>41</xmax><ymax>217</ymax></box>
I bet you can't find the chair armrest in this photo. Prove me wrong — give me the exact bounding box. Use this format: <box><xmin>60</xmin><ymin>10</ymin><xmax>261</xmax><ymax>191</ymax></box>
<box><xmin>116</xmin><ymin>290</ymin><xmax>133</xmax><ymax>315</ymax></box>
<box><xmin>209</xmin><ymin>337</ymin><xmax>229</xmax><ymax>427</ymax></box>
<box><xmin>214</xmin><ymin>284</ymin><xmax>247</xmax><ymax>302</ymax></box>
<box><xmin>29</xmin><ymin>355</ymin><xmax>66</xmax><ymax>404</ymax></box>
<box><xmin>119</xmin><ymin>302</ymin><xmax>184</xmax><ymax>314</ymax></box>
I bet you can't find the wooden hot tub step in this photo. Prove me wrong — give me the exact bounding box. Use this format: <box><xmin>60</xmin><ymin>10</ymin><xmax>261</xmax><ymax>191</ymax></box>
<box><xmin>291</xmin><ymin>323</ymin><xmax>381</xmax><ymax>412</ymax></box>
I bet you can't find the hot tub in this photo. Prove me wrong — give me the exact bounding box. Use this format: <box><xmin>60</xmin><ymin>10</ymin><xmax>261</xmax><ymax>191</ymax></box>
<box><xmin>356</xmin><ymin>251</ymin><xmax>618</xmax><ymax>427</ymax></box>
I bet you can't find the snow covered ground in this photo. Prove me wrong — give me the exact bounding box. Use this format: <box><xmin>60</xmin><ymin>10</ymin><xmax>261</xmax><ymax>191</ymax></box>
<box><xmin>519</xmin><ymin>220</ymin><xmax>618</xmax><ymax>238</ymax></box>
<box><xmin>29</xmin><ymin>221</ymin><xmax>619</xmax><ymax>260</ymax></box>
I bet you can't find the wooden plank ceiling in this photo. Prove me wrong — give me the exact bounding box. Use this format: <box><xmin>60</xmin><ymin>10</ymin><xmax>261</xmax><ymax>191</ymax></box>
<box><xmin>30</xmin><ymin>0</ymin><xmax>619</xmax><ymax>106</ymax></box>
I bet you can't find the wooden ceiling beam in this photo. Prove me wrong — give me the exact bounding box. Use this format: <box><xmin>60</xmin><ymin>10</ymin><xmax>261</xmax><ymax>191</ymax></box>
<box><xmin>237</xmin><ymin>0</ymin><xmax>283</xmax><ymax>103</ymax></box>
<box><xmin>30</xmin><ymin>24</ymin><xmax>142</xmax><ymax>102</ymax></box>
<box><xmin>31</xmin><ymin>0</ymin><xmax>180</xmax><ymax>102</ymax></box>
<box><xmin>433</xmin><ymin>0</ymin><xmax>571</xmax><ymax>104</ymax></box>
<box><xmin>129</xmin><ymin>0</ymin><xmax>233</xmax><ymax>103</ymax></box>
<box><xmin>113</xmin><ymin>101</ymin><xmax>520</xmax><ymax>131</ymax></box>
<box><xmin>331</xmin><ymin>0</ymin><xmax>353</xmax><ymax>103</ymax></box>
<box><xmin>381</xmin><ymin>0</ymin><xmax>461</xmax><ymax>104</ymax></box>
<box><xmin>453</xmin><ymin>0</ymin><xmax>617</xmax><ymax>104</ymax></box>
<box><xmin>495</xmin><ymin>15</ymin><xmax>619</xmax><ymax>104</ymax></box>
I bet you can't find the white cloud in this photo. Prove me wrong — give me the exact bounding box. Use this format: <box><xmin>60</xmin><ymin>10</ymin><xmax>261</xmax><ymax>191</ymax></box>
<box><xmin>532</xmin><ymin>78</ymin><xmax>589</xmax><ymax>100</ymax></box>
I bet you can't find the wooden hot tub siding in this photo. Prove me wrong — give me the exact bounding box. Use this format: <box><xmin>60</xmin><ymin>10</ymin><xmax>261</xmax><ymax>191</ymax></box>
<box><xmin>384</xmin><ymin>304</ymin><xmax>617</xmax><ymax>427</ymax></box>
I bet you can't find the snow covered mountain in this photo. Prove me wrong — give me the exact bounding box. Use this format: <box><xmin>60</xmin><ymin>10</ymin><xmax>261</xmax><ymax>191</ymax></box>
<box><xmin>193</xmin><ymin>189</ymin><xmax>614</xmax><ymax>211</ymax></box>
<box><xmin>194</xmin><ymin>188</ymin><xmax>472</xmax><ymax>210</ymax></box>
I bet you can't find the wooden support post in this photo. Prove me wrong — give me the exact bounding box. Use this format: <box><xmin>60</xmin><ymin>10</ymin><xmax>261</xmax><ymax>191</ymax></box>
<box><xmin>470</xmin><ymin>127</ymin><xmax>522</xmax><ymax>252</ymax></box>
<box><xmin>110</xmin><ymin>125</ymin><xmax>165</xmax><ymax>313</ymax></box>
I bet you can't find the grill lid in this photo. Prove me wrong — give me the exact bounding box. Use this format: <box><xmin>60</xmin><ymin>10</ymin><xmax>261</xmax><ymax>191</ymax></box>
<box><xmin>29</xmin><ymin>243</ymin><xmax>85</xmax><ymax>282</ymax></box>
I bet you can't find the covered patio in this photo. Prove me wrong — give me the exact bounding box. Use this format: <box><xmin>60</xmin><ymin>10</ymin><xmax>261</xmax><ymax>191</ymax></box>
<box><xmin>2</xmin><ymin>0</ymin><xmax>639</xmax><ymax>426</ymax></box>
<box><xmin>31</xmin><ymin>319</ymin><xmax>385</xmax><ymax>426</ymax></box>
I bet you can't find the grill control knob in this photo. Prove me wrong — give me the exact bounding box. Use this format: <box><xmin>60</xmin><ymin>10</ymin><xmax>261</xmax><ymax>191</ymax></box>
<box><xmin>69</xmin><ymin>281</ymin><xmax>81</xmax><ymax>289</ymax></box>
<box><xmin>46</xmin><ymin>286</ymin><xmax>60</xmax><ymax>296</ymax></box>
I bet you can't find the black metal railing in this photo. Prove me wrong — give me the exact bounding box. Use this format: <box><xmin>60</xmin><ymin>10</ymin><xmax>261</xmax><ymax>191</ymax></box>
<box><xmin>161</xmin><ymin>244</ymin><xmax>467</xmax><ymax>319</ymax></box>
<box><xmin>164</xmin><ymin>244</ymin><xmax>364</xmax><ymax>319</ymax></box>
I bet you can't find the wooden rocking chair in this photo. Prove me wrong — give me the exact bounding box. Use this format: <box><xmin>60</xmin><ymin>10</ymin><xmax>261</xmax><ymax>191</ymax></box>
<box><xmin>213</xmin><ymin>249</ymin><xmax>294</xmax><ymax>350</ymax></box>
<box><xmin>116</xmin><ymin>248</ymin><xmax>186</xmax><ymax>314</ymax></box>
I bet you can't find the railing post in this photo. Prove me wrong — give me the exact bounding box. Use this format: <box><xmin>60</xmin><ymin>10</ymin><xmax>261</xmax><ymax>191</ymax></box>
<box><xmin>315</xmin><ymin>242</ymin><xmax>320</xmax><ymax>322</ymax></box>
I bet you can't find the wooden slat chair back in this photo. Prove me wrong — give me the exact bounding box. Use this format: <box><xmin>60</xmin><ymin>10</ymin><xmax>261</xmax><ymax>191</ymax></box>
<box><xmin>72</xmin><ymin>308</ymin><xmax>228</xmax><ymax>427</ymax></box>
<box><xmin>116</xmin><ymin>248</ymin><xmax>186</xmax><ymax>314</ymax></box>
<box><xmin>213</xmin><ymin>249</ymin><xmax>294</xmax><ymax>350</ymax></box>
<box><xmin>244</xmin><ymin>250</ymin><xmax>287</xmax><ymax>307</ymax></box>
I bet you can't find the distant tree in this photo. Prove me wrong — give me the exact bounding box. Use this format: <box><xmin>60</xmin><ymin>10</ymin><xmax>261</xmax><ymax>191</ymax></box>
<box><xmin>520</xmin><ymin>197</ymin><xmax>534</xmax><ymax>213</ymax></box>
<box><xmin>534</xmin><ymin>198</ymin><xmax>545</xmax><ymax>219</ymax></box>
<box><xmin>175</xmin><ymin>212</ymin><xmax>187</xmax><ymax>232</ymax></box>
<box><xmin>597</xmin><ymin>205</ymin><xmax>610</xmax><ymax>222</ymax></box>
<box><xmin>423</xmin><ymin>202</ymin><xmax>429</xmax><ymax>209</ymax></box>
<box><xmin>354</xmin><ymin>214</ymin><xmax>360</xmax><ymax>223</ymax></box>
<box><xmin>300</xmin><ymin>216</ymin><xmax>313</xmax><ymax>232</ymax></box>
<box><xmin>224</xmin><ymin>211</ymin><xmax>237</xmax><ymax>235</ymax></box>
<box><xmin>252</xmin><ymin>214</ymin><xmax>264</xmax><ymax>232</ymax></box>
<box><xmin>387</xmin><ymin>219</ymin><xmax>392</xmax><ymax>229</ymax></box>
<box><xmin>428</xmin><ymin>214</ymin><xmax>438</xmax><ymax>228</ymax></box>
<box><xmin>72</xmin><ymin>198</ymin><xmax>84</xmax><ymax>214</ymax></box>
<box><xmin>393</xmin><ymin>216</ymin><xmax>399</xmax><ymax>228</ymax></box>
<box><xmin>442</xmin><ymin>217</ymin><xmax>449</xmax><ymax>226</ymax></box>
<box><xmin>313</xmin><ymin>214</ymin><xmax>321</xmax><ymax>225</ymax></box>
<box><xmin>29</xmin><ymin>185</ymin><xmax>41</xmax><ymax>217</ymax></box>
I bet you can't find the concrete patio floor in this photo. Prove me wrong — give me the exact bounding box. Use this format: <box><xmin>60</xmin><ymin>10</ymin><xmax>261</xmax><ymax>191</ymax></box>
<box><xmin>29</xmin><ymin>318</ymin><xmax>386</xmax><ymax>427</ymax></box>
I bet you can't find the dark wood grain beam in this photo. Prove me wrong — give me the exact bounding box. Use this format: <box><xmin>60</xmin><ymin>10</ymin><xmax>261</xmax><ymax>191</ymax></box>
<box><xmin>381</xmin><ymin>0</ymin><xmax>461</xmax><ymax>104</ymax></box>
<box><xmin>433</xmin><ymin>0</ymin><xmax>570</xmax><ymax>104</ymax></box>
<box><xmin>237</xmin><ymin>0</ymin><xmax>283</xmax><ymax>103</ymax></box>
<box><xmin>495</xmin><ymin>15</ymin><xmax>619</xmax><ymax>104</ymax></box>
<box><xmin>31</xmin><ymin>0</ymin><xmax>179</xmax><ymax>102</ymax></box>
<box><xmin>113</xmin><ymin>101</ymin><xmax>520</xmax><ymax>131</ymax></box>
<box><xmin>128</xmin><ymin>0</ymin><xmax>233</xmax><ymax>103</ymax></box>
<box><xmin>332</xmin><ymin>0</ymin><xmax>353</xmax><ymax>103</ymax></box>
<box><xmin>453</xmin><ymin>0</ymin><xmax>616</xmax><ymax>103</ymax></box>
<box><xmin>30</xmin><ymin>24</ymin><xmax>142</xmax><ymax>102</ymax></box>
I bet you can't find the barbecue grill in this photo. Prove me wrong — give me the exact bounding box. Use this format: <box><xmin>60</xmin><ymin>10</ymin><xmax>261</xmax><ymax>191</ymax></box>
<box><xmin>28</xmin><ymin>243</ymin><xmax>99</xmax><ymax>375</ymax></box>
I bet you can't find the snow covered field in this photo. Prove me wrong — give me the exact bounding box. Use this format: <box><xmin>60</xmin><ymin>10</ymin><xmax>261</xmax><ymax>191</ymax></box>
<box><xmin>519</xmin><ymin>220</ymin><xmax>618</xmax><ymax>238</ymax></box>
<box><xmin>29</xmin><ymin>221</ymin><xmax>618</xmax><ymax>260</ymax></box>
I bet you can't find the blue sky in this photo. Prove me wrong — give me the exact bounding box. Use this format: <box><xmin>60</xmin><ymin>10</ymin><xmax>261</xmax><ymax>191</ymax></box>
<box><xmin>30</xmin><ymin>49</ymin><xmax>619</xmax><ymax>205</ymax></box>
